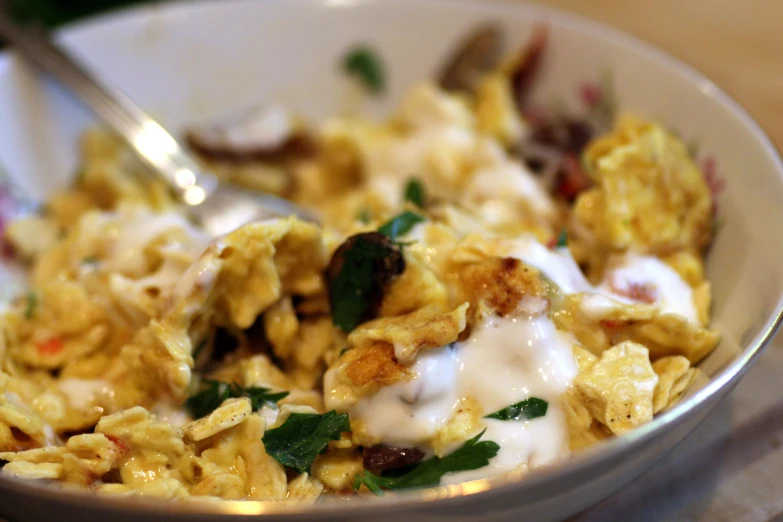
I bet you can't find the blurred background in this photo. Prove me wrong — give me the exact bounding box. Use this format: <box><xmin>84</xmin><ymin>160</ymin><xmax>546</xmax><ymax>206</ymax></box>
<box><xmin>8</xmin><ymin>0</ymin><xmax>157</xmax><ymax>27</ymax></box>
<box><xmin>8</xmin><ymin>0</ymin><xmax>781</xmax><ymax>149</ymax></box>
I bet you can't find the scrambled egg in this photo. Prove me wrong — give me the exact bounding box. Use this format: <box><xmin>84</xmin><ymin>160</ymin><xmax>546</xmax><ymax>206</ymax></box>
<box><xmin>0</xmin><ymin>57</ymin><xmax>719</xmax><ymax>501</ymax></box>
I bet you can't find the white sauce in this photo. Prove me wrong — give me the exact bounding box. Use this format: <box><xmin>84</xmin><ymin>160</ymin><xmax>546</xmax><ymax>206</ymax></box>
<box><xmin>354</xmin><ymin>347</ymin><xmax>459</xmax><ymax>447</ymax></box>
<box><xmin>57</xmin><ymin>378</ymin><xmax>112</xmax><ymax>411</ymax></box>
<box><xmin>344</xmin><ymin>233</ymin><xmax>699</xmax><ymax>483</ymax></box>
<box><xmin>105</xmin><ymin>209</ymin><xmax>210</xmax><ymax>275</ymax></box>
<box><xmin>505</xmin><ymin>237</ymin><xmax>593</xmax><ymax>294</ymax></box>
<box><xmin>506</xmin><ymin>237</ymin><xmax>698</xmax><ymax>323</ymax></box>
<box><xmin>152</xmin><ymin>402</ymin><xmax>191</xmax><ymax>427</ymax></box>
<box><xmin>349</xmin><ymin>308</ymin><xmax>578</xmax><ymax>479</ymax></box>
<box><xmin>258</xmin><ymin>406</ymin><xmax>280</xmax><ymax>428</ymax></box>
<box><xmin>598</xmin><ymin>252</ymin><xmax>698</xmax><ymax>323</ymax></box>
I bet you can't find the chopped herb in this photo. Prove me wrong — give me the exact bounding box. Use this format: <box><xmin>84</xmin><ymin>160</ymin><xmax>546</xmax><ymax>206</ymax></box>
<box><xmin>484</xmin><ymin>397</ymin><xmax>548</xmax><ymax>421</ymax></box>
<box><xmin>403</xmin><ymin>178</ymin><xmax>426</xmax><ymax>208</ymax></box>
<box><xmin>81</xmin><ymin>256</ymin><xmax>99</xmax><ymax>265</ymax></box>
<box><xmin>328</xmin><ymin>233</ymin><xmax>404</xmax><ymax>332</ymax></box>
<box><xmin>357</xmin><ymin>208</ymin><xmax>372</xmax><ymax>224</ymax></box>
<box><xmin>186</xmin><ymin>379</ymin><xmax>289</xmax><ymax>419</ymax></box>
<box><xmin>262</xmin><ymin>410</ymin><xmax>350</xmax><ymax>473</ymax></box>
<box><xmin>377</xmin><ymin>211</ymin><xmax>425</xmax><ymax>241</ymax></box>
<box><xmin>342</xmin><ymin>46</ymin><xmax>385</xmax><ymax>94</ymax></box>
<box><xmin>353</xmin><ymin>430</ymin><xmax>499</xmax><ymax>495</ymax></box>
<box><xmin>24</xmin><ymin>291</ymin><xmax>37</xmax><ymax>319</ymax></box>
<box><xmin>245</xmin><ymin>387</ymin><xmax>289</xmax><ymax>411</ymax></box>
<box><xmin>191</xmin><ymin>339</ymin><xmax>208</xmax><ymax>361</ymax></box>
<box><xmin>339</xmin><ymin>346</ymin><xmax>350</xmax><ymax>357</ymax></box>
<box><xmin>556</xmin><ymin>230</ymin><xmax>568</xmax><ymax>248</ymax></box>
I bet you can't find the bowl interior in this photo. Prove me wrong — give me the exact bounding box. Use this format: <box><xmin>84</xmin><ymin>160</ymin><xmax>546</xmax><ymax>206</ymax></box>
<box><xmin>0</xmin><ymin>0</ymin><xmax>781</xmax><ymax>516</ymax></box>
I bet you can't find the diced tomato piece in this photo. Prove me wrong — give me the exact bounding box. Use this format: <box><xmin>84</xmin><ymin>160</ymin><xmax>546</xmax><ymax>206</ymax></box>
<box><xmin>609</xmin><ymin>279</ymin><xmax>658</xmax><ymax>304</ymax></box>
<box><xmin>36</xmin><ymin>337</ymin><xmax>64</xmax><ymax>356</ymax></box>
<box><xmin>556</xmin><ymin>154</ymin><xmax>592</xmax><ymax>201</ymax></box>
<box><xmin>105</xmin><ymin>434</ymin><xmax>129</xmax><ymax>454</ymax></box>
<box><xmin>600</xmin><ymin>320</ymin><xmax>622</xmax><ymax>329</ymax></box>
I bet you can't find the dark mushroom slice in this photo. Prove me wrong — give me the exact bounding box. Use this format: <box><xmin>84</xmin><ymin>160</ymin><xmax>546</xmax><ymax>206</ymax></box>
<box><xmin>509</xmin><ymin>23</ymin><xmax>549</xmax><ymax>110</ymax></box>
<box><xmin>437</xmin><ymin>23</ymin><xmax>505</xmax><ymax>94</ymax></box>
<box><xmin>327</xmin><ymin>232</ymin><xmax>406</xmax><ymax>332</ymax></box>
<box><xmin>185</xmin><ymin>105</ymin><xmax>318</xmax><ymax>164</ymax></box>
<box><xmin>362</xmin><ymin>445</ymin><xmax>426</xmax><ymax>473</ymax></box>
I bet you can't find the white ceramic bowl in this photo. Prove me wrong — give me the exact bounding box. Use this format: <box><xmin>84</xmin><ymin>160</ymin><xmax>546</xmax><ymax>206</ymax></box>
<box><xmin>0</xmin><ymin>1</ymin><xmax>781</xmax><ymax>521</ymax></box>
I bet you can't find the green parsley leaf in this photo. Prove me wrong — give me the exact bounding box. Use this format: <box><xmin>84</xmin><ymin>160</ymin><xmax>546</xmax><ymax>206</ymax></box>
<box><xmin>484</xmin><ymin>397</ymin><xmax>548</xmax><ymax>421</ymax></box>
<box><xmin>24</xmin><ymin>291</ymin><xmax>37</xmax><ymax>320</ymax></box>
<box><xmin>556</xmin><ymin>230</ymin><xmax>568</xmax><ymax>248</ymax></box>
<box><xmin>339</xmin><ymin>346</ymin><xmax>351</xmax><ymax>357</ymax></box>
<box><xmin>357</xmin><ymin>208</ymin><xmax>372</xmax><ymax>224</ymax></box>
<box><xmin>245</xmin><ymin>387</ymin><xmax>289</xmax><ymax>411</ymax></box>
<box><xmin>403</xmin><ymin>178</ymin><xmax>426</xmax><ymax>208</ymax></box>
<box><xmin>186</xmin><ymin>379</ymin><xmax>230</xmax><ymax>418</ymax></box>
<box><xmin>329</xmin><ymin>234</ymin><xmax>403</xmax><ymax>332</ymax></box>
<box><xmin>354</xmin><ymin>470</ymin><xmax>385</xmax><ymax>496</ymax></box>
<box><xmin>353</xmin><ymin>430</ymin><xmax>499</xmax><ymax>494</ymax></box>
<box><xmin>377</xmin><ymin>211</ymin><xmax>425</xmax><ymax>241</ymax></box>
<box><xmin>262</xmin><ymin>410</ymin><xmax>350</xmax><ymax>473</ymax></box>
<box><xmin>342</xmin><ymin>46</ymin><xmax>385</xmax><ymax>94</ymax></box>
<box><xmin>186</xmin><ymin>379</ymin><xmax>289</xmax><ymax>419</ymax></box>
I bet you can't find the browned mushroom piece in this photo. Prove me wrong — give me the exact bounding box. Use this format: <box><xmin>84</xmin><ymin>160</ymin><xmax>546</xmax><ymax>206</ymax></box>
<box><xmin>185</xmin><ymin>104</ymin><xmax>318</xmax><ymax>164</ymax></box>
<box><xmin>509</xmin><ymin>23</ymin><xmax>549</xmax><ymax>110</ymax></box>
<box><xmin>362</xmin><ymin>445</ymin><xmax>425</xmax><ymax>473</ymax></box>
<box><xmin>437</xmin><ymin>23</ymin><xmax>505</xmax><ymax>94</ymax></box>
<box><xmin>327</xmin><ymin>232</ymin><xmax>406</xmax><ymax>331</ymax></box>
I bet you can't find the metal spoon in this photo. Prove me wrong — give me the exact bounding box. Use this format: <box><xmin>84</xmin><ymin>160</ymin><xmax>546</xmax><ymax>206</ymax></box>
<box><xmin>0</xmin><ymin>11</ymin><xmax>318</xmax><ymax>237</ymax></box>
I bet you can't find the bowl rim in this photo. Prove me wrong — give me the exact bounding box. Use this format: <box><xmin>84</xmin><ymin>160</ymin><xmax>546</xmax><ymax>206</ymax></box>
<box><xmin>0</xmin><ymin>0</ymin><xmax>782</xmax><ymax>517</ymax></box>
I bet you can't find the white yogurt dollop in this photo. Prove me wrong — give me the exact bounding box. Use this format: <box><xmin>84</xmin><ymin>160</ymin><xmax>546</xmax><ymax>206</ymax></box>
<box><xmin>351</xmin><ymin>307</ymin><xmax>579</xmax><ymax>480</ymax></box>
<box><xmin>598</xmin><ymin>252</ymin><xmax>699</xmax><ymax>323</ymax></box>
<box><xmin>58</xmin><ymin>378</ymin><xmax>113</xmax><ymax>411</ymax></box>
<box><xmin>346</xmin><ymin>236</ymin><xmax>698</xmax><ymax>482</ymax></box>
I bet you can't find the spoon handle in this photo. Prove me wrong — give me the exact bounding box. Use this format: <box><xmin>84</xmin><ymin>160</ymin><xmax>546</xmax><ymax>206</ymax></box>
<box><xmin>0</xmin><ymin>11</ymin><xmax>217</xmax><ymax>204</ymax></box>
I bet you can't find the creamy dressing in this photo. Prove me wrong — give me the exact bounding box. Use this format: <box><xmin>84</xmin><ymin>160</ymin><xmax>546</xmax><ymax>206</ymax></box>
<box><xmin>349</xmin><ymin>308</ymin><xmax>578</xmax><ymax>479</ymax></box>
<box><xmin>466</xmin><ymin>141</ymin><xmax>555</xmax><ymax>220</ymax></box>
<box><xmin>346</xmin><ymin>230</ymin><xmax>699</xmax><ymax>482</ymax></box>
<box><xmin>506</xmin><ymin>237</ymin><xmax>698</xmax><ymax>323</ymax></box>
<box><xmin>173</xmin><ymin>245</ymin><xmax>223</xmax><ymax>307</ymax></box>
<box><xmin>258</xmin><ymin>405</ymin><xmax>280</xmax><ymax>428</ymax></box>
<box><xmin>58</xmin><ymin>378</ymin><xmax>113</xmax><ymax>411</ymax></box>
<box><xmin>504</xmin><ymin>237</ymin><xmax>593</xmax><ymax>294</ymax></box>
<box><xmin>353</xmin><ymin>347</ymin><xmax>460</xmax><ymax>447</ymax></box>
<box><xmin>152</xmin><ymin>402</ymin><xmax>191</xmax><ymax>427</ymax></box>
<box><xmin>104</xmin><ymin>209</ymin><xmax>210</xmax><ymax>275</ymax></box>
<box><xmin>599</xmin><ymin>252</ymin><xmax>698</xmax><ymax>323</ymax></box>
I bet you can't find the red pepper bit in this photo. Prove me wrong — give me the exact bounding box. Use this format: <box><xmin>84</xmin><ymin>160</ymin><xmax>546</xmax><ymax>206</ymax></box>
<box><xmin>609</xmin><ymin>279</ymin><xmax>658</xmax><ymax>304</ymax></box>
<box><xmin>556</xmin><ymin>154</ymin><xmax>592</xmax><ymax>202</ymax></box>
<box><xmin>600</xmin><ymin>320</ymin><xmax>623</xmax><ymax>329</ymax></box>
<box><xmin>35</xmin><ymin>337</ymin><xmax>64</xmax><ymax>356</ymax></box>
<box><xmin>105</xmin><ymin>434</ymin><xmax>129</xmax><ymax>454</ymax></box>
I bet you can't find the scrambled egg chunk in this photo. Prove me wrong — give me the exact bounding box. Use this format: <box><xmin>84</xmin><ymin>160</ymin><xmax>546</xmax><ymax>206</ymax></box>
<box><xmin>0</xmin><ymin>63</ymin><xmax>719</xmax><ymax>502</ymax></box>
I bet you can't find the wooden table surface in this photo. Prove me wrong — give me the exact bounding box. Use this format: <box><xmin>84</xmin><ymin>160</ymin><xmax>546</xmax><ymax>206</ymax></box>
<box><xmin>526</xmin><ymin>1</ymin><xmax>783</xmax><ymax>521</ymax></box>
